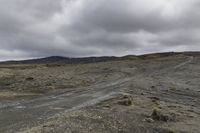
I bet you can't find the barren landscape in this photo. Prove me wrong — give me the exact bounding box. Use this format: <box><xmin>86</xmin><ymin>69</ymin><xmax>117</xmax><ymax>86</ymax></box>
<box><xmin>0</xmin><ymin>52</ymin><xmax>200</xmax><ymax>133</ymax></box>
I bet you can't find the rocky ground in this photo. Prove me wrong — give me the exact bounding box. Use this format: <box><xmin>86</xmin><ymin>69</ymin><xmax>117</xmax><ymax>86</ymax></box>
<box><xmin>0</xmin><ymin>53</ymin><xmax>200</xmax><ymax>133</ymax></box>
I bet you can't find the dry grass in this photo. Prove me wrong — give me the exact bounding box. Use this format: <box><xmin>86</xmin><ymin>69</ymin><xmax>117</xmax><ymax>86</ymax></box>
<box><xmin>0</xmin><ymin>91</ymin><xmax>40</xmax><ymax>98</ymax></box>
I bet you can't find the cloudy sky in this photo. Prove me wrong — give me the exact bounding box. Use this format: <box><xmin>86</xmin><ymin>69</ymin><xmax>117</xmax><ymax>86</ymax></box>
<box><xmin>0</xmin><ymin>0</ymin><xmax>200</xmax><ymax>60</ymax></box>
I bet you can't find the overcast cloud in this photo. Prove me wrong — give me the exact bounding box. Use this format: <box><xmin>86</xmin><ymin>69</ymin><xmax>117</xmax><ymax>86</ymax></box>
<box><xmin>0</xmin><ymin>0</ymin><xmax>200</xmax><ymax>60</ymax></box>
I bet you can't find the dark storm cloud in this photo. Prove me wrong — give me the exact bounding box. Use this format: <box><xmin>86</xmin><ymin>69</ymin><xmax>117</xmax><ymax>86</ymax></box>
<box><xmin>0</xmin><ymin>0</ymin><xmax>200</xmax><ymax>60</ymax></box>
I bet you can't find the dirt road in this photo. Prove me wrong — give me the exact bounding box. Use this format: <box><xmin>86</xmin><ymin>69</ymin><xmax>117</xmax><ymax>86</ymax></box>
<box><xmin>0</xmin><ymin>76</ymin><xmax>133</xmax><ymax>133</ymax></box>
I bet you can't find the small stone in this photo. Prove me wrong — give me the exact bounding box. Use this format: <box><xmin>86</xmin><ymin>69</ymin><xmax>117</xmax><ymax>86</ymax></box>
<box><xmin>103</xmin><ymin>104</ymin><xmax>111</xmax><ymax>108</ymax></box>
<box><xmin>26</xmin><ymin>77</ymin><xmax>34</xmax><ymax>81</ymax></box>
<box><xmin>144</xmin><ymin>118</ymin><xmax>154</xmax><ymax>123</ymax></box>
<box><xmin>151</xmin><ymin>86</ymin><xmax>155</xmax><ymax>89</ymax></box>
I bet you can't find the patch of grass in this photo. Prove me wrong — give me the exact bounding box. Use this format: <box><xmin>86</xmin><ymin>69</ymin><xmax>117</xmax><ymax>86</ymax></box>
<box><xmin>169</xmin><ymin>87</ymin><xmax>177</xmax><ymax>91</ymax></box>
<box><xmin>118</xmin><ymin>95</ymin><xmax>134</xmax><ymax>106</ymax></box>
<box><xmin>0</xmin><ymin>79</ymin><xmax>11</xmax><ymax>86</ymax></box>
<box><xmin>151</xmin><ymin>108</ymin><xmax>176</xmax><ymax>122</ymax></box>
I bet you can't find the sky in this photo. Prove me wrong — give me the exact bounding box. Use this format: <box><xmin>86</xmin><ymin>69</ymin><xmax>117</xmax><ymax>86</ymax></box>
<box><xmin>0</xmin><ymin>0</ymin><xmax>200</xmax><ymax>60</ymax></box>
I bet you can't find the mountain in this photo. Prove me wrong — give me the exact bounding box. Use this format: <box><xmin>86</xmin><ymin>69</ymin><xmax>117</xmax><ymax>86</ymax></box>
<box><xmin>0</xmin><ymin>51</ymin><xmax>199</xmax><ymax>65</ymax></box>
<box><xmin>0</xmin><ymin>56</ymin><xmax>120</xmax><ymax>64</ymax></box>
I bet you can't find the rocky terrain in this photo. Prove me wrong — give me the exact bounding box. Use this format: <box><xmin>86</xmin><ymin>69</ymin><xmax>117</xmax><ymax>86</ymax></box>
<box><xmin>0</xmin><ymin>52</ymin><xmax>200</xmax><ymax>133</ymax></box>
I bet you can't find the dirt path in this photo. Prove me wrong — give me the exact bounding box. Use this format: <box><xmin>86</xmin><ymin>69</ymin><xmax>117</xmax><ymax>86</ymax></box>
<box><xmin>174</xmin><ymin>56</ymin><xmax>194</xmax><ymax>69</ymax></box>
<box><xmin>0</xmin><ymin>76</ymin><xmax>133</xmax><ymax>133</ymax></box>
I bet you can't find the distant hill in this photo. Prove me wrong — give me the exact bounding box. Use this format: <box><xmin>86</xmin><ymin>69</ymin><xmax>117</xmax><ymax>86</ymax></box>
<box><xmin>0</xmin><ymin>51</ymin><xmax>199</xmax><ymax>65</ymax></box>
<box><xmin>138</xmin><ymin>51</ymin><xmax>200</xmax><ymax>59</ymax></box>
<box><xmin>0</xmin><ymin>56</ymin><xmax>120</xmax><ymax>65</ymax></box>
